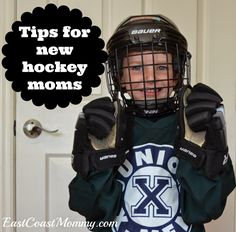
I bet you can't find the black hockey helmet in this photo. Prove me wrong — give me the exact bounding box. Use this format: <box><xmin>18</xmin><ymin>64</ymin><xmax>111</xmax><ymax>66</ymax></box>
<box><xmin>106</xmin><ymin>15</ymin><xmax>191</xmax><ymax>117</ymax></box>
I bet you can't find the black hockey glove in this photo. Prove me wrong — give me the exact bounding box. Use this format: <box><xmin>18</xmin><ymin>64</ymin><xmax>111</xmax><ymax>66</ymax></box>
<box><xmin>83</xmin><ymin>97</ymin><xmax>116</xmax><ymax>139</ymax></box>
<box><xmin>175</xmin><ymin>83</ymin><xmax>229</xmax><ymax>179</ymax></box>
<box><xmin>71</xmin><ymin>97</ymin><xmax>127</xmax><ymax>179</ymax></box>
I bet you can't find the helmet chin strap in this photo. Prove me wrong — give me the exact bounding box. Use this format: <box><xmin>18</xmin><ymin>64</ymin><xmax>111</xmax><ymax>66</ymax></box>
<box><xmin>121</xmin><ymin>86</ymin><xmax>179</xmax><ymax>117</ymax></box>
<box><xmin>125</xmin><ymin>97</ymin><xmax>178</xmax><ymax>118</ymax></box>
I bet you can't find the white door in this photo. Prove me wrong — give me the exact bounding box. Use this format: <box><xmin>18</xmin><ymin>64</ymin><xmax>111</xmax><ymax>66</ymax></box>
<box><xmin>16</xmin><ymin>1</ymin><xmax>107</xmax><ymax>231</ymax></box>
<box><xmin>15</xmin><ymin>1</ymin><xmax>235</xmax><ymax>232</ymax></box>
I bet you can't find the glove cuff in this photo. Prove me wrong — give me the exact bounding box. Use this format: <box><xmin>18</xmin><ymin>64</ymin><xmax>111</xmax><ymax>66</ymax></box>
<box><xmin>175</xmin><ymin>138</ymin><xmax>229</xmax><ymax>179</ymax></box>
<box><xmin>175</xmin><ymin>138</ymin><xmax>206</xmax><ymax>169</ymax></box>
<box><xmin>73</xmin><ymin>146</ymin><xmax>126</xmax><ymax>179</ymax></box>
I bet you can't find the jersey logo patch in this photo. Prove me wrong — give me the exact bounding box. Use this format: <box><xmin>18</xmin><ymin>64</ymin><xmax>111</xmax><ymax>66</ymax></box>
<box><xmin>112</xmin><ymin>143</ymin><xmax>192</xmax><ymax>232</ymax></box>
<box><xmin>132</xmin><ymin>175</ymin><xmax>172</xmax><ymax>218</ymax></box>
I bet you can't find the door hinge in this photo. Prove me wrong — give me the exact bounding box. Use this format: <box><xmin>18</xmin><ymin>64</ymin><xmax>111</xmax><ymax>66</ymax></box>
<box><xmin>14</xmin><ymin>120</ymin><xmax>16</xmax><ymax>136</ymax></box>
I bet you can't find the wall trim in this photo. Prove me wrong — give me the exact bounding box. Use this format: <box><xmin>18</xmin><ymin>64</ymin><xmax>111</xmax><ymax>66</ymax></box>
<box><xmin>0</xmin><ymin>0</ymin><xmax>16</xmax><ymax>231</ymax></box>
<box><xmin>196</xmin><ymin>0</ymin><xmax>207</xmax><ymax>83</ymax></box>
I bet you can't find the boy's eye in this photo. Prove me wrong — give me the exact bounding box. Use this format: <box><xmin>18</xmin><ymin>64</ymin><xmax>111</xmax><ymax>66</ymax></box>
<box><xmin>156</xmin><ymin>65</ymin><xmax>168</xmax><ymax>71</ymax></box>
<box><xmin>130</xmin><ymin>65</ymin><xmax>143</xmax><ymax>71</ymax></box>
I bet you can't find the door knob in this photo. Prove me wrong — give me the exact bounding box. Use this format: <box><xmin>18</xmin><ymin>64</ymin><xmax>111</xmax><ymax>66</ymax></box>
<box><xmin>23</xmin><ymin>119</ymin><xmax>59</xmax><ymax>138</ymax></box>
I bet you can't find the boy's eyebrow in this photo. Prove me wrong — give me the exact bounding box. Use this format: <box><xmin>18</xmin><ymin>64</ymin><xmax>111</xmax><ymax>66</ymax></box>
<box><xmin>126</xmin><ymin>54</ymin><xmax>171</xmax><ymax>61</ymax></box>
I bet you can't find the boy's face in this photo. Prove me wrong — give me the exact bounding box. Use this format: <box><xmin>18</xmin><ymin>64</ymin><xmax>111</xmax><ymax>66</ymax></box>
<box><xmin>122</xmin><ymin>51</ymin><xmax>177</xmax><ymax>101</ymax></box>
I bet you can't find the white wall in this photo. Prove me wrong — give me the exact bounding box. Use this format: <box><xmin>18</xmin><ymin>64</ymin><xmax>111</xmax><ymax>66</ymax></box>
<box><xmin>198</xmin><ymin>1</ymin><xmax>236</xmax><ymax>230</ymax></box>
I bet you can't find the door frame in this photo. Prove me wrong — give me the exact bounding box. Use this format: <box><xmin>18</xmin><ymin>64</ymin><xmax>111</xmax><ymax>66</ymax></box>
<box><xmin>0</xmin><ymin>0</ymin><xmax>16</xmax><ymax>231</ymax></box>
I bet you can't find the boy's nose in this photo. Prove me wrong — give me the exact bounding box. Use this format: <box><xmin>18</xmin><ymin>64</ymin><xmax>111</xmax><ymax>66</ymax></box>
<box><xmin>144</xmin><ymin>65</ymin><xmax>155</xmax><ymax>81</ymax></box>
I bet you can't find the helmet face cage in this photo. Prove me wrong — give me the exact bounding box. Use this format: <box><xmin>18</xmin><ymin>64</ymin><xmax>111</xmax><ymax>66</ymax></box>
<box><xmin>106</xmin><ymin>15</ymin><xmax>191</xmax><ymax>116</ymax></box>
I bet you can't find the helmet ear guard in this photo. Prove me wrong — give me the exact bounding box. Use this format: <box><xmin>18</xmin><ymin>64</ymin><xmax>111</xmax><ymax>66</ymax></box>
<box><xmin>106</xmin><ymin>15</ymin><xmax>191</xmax><ymax>117</ymax></box>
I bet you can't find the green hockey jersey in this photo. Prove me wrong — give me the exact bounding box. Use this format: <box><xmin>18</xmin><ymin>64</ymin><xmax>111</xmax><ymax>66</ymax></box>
<box><xmin>69</xmin><ymin>113</ymin><xmax>235</xmax><ymax>232</ymax></box>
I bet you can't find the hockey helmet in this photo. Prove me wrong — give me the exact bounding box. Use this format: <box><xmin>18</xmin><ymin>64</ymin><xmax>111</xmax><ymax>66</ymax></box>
<box><xmin>106</xmin><ymin>15</ymin><xmax>191</xmax><ymax>116</ymax></box>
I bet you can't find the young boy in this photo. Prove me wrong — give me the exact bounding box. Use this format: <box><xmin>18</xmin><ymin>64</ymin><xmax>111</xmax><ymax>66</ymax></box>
<box><xmin>69</xmin><ymin>15</ymin><xmax>236</xmax><ymax>232</ymax></box>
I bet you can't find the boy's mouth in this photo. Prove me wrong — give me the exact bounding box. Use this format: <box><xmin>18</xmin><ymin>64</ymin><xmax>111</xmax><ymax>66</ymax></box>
<box><xmin>145</xmin><ymin>87</ymin><xmax>163</xmax><ymax>94</ymax></box>
<box><xmin>146</xmin><ymin>88</ymin><xmax>162</xmax><ymax>93</ymax></box>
